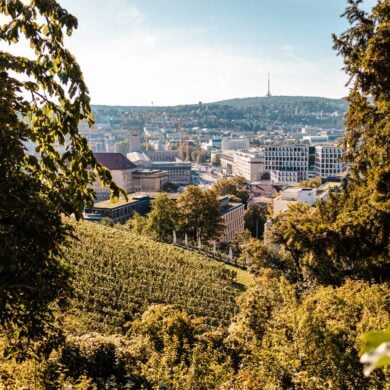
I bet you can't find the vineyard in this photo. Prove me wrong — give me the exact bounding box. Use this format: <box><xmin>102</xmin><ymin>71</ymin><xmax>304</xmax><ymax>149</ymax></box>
<box><xmin>63</xmin><ymin>219</ymin><xmax>242</xmax><ymax>334</ymax></box>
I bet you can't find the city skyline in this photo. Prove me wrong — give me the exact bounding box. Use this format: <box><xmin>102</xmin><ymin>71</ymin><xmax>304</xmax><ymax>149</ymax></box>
<box><xmin>18</xmin><ymin>1</ymin><xmax>379</xmax><ymax>105</ymax></box>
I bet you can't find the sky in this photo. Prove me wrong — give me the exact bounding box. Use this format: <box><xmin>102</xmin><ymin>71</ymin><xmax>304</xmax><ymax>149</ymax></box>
<box><xmin>12</xmin><ymin>0</ymin><xmax>379</xmax><ymax>105</ymax></box>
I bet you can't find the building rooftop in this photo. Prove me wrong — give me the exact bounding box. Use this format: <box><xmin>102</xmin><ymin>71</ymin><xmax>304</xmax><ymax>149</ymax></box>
<box><xmin>95</xmin><ymin>152</ymin><xmax>137</xmax><ymax>170</ymax></box>
<box><xmin>93</xmin><ymin>194</ymin><xmax>151</xmax><ymax>209</ymax></box>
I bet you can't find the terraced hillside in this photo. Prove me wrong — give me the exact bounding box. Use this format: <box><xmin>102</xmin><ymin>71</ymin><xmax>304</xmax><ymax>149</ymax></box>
<box><xmin>63</xmin><ymin>220</ymin><xmax>242</xmax><ymax>334</ymax></box>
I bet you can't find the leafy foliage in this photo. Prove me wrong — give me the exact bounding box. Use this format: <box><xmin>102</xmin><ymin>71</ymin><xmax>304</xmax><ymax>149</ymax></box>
<box><xmin>244</xmin><ymin>204</ymin><xmax>267</xmax><ymax>238</ymax></box>
<box><xmin>214</xmin><ymin>176</ymin><xmax>249</xmax><ymax>204</ymax></box>
<box><xmin>0</xmin><ymin>0</ymin><xmax>119</xmax><ymax>360</ymax></box>
<box><xmin>145</xmin><ymin>193</ymin><xmax>179</xmax><ymax>241</ymax></box>
<box><xmin>264</xmin><ymin>0</ymin><xmax>390</xmax><ymax>286</ymax></box>
<box><xmin>228</xmin><ymin>275</ymin><xmax>389</xmax><ymax>389</ymax></box>
<box><xmin>177</xmin><ymin>185</ymin><xmax>224</xmax><ymax>241</ymax></box>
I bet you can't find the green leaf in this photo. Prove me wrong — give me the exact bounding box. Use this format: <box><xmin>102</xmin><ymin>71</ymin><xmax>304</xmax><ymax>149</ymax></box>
<box><xmin>361</xmin><ymin>328</ymin><xmax>390</xmax><ymax>353</ymax></box>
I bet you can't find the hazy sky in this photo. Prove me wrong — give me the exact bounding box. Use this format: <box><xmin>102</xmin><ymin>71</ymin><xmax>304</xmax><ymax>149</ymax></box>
<box><xmin>55</xmin><ymin>0</ymin><xmax>376</xmax><ymax>105</ymax></box>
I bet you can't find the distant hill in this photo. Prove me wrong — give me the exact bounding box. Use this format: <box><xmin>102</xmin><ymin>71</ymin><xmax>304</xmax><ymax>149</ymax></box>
<box><xmin>211</xmin><ymin>95</ymin><xmax>348</xmax><ymax>111</ymax></box>
<box><xmin>63</xmin><ymin>220</ymin><xmax>242</xmax><ymax>334</ymax></box>
<box><xmin>91</xmin><ymin>95</ymin><xmax>348</xmax><ymax>131</ymax></box>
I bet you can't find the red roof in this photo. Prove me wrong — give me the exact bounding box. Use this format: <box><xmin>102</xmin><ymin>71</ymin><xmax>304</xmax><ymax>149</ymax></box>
<box><xmin>94</xmin><ymin>153</ymin><xmax>137</xmax><ymax>170</ymax></box>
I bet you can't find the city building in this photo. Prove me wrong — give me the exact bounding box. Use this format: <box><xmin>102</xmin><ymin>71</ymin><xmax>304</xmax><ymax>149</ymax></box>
<box><xmin>303</xmin><ymin>135</ymin><xmax>330</xmax><ymax>145</ymax></box>
<box><xmin>126</xmin><ymin>152</ymin><xmax>151</xmax><ymax>167</ymax></box>
<box><xmin>265</xmin><ymin>145</ymin><xmax>309</xmax><ymax>184</ymax></box>
<box><xmin>147</xmin><ymin>150</ymin><xmax>181</xmax><ymax>162</ymax></box>
<box><xmin>315</xmin><ymin>146</ymin><xmax>345</xmax><ymax>178</ymax></box>
<box><xmin>93</xmin><ymin>153</ymin><xmax>137</xmax><ymax>200</ymax></box>
<box><xmin>219</xmin><ymin>151</ymin><xmax>235</xmax><ymax>175</ymax></box>
<box><xmin>133</xmin><ymin>169</ymin><xmax>169</xmax><ymax>192</ymax></box>
<box><xmin>273</xmin><ymin>187</ymin><xmax>316</xmax><ymax>217</ymax></box>
<box><xmin>219</xmin><ymin>196</ymin><xmax>245</xmax><ymax>243</ymax></box>
<box><xmin>152</xmin><ymin>161</ymin><xmax>192</xmax><ymax>185</ymax></box>
<box><xmin>221</xmin><ymin>137</ymin><xmax>249</xmax><ymax>151</ymax></box>
<box><xmin>201</xmin><ymin>136</ymin><xmax>223</xmax><ymax>151</ymax></box>
<box><xmin>231</xmin><ymin>151</ymin><xmax>265</xmax><ymax>182</ymax></box>
<box><xmin>84</xmin><ymin>193</ymin><xmax>245</xmax><ymax>243</ymax></box>
<box><xmin>127</xmin><ymin>123</ymin><xmax>143</xmax><ymax>152</ymax></box>
<box><xmin>83</xmin><ymin>194</ymin><xmax>151</xmax><ymax>223</ymax></box>
<box><xmin>219</xmin><ymin>150</ymin><xmax>265</xmax><ymax>182</ymax></box>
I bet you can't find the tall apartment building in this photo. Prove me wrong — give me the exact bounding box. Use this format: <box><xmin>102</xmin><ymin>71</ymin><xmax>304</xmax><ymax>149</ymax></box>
<box><xmin>315</xmin><ymin>146</ymin><xmax>344</xmax><ymax>178</ymax></box>
<box><xmin>265</xmin><ymin>145</ymin><xmax>309</xmax><ymax>184</ymax></box>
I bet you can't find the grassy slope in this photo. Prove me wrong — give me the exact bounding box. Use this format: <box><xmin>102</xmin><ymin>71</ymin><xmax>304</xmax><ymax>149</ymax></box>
<box><xmin>63</xmin><ymin>220</ymin><xmax>244</xmax><ymax>334</ymax></box>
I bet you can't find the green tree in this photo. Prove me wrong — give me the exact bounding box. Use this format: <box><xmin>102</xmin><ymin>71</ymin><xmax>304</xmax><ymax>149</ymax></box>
<box><xmin>229</xmin><ymin>275</ymin><xmax>389</xmax><ymax>389</ymax></box>
<box><xmin>244</xmin><ymin>204</ymin><xmax>267</xmax><ymax>239</ymax></box>
<box><xmin>266</xmin><ymin>0</ymin><xmax>390</xmax><ymax>285</ymax></box>
<box><xmin>191</xmin><ymin>148</ymin><xmax>208</xmax><ymax>164</ymax></box>
<box><xmin>0</xmin><ymin>0</ymin><xmax>120</xmax><ymax>360</ymax></box>
<box><xmin>214</xmin><ymin>176</ymin><xmax>249</xmax><ymax>204</ymax></box>
<box><xmin>145</xmin><ymin>193</ymin><xmax>179</xmax><ymax>242</ymax></box>
<box><xmin>161</xmin><ymin>181</ymin><xmax>179</xmax><ymax>193</ymax></box>
<box><xmin>125</xmin><ymin>212</ymin><xmax>147</xmax><ymax>235</ymax></box>
<box><xmin>177</xmin><ymin>185</ymin><xmax>224</xmax><ymax>242</ymax></box>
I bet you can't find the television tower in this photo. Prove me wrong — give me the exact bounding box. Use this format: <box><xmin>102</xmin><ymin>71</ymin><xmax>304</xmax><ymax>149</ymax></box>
<box><xmin>266</xmin><ymin>73</ymin><xmax>272</xmax><ymax>97</ymax></box>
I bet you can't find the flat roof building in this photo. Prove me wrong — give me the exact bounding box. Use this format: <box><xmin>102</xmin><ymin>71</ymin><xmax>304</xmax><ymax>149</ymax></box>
<box><xmin>315</xmin><ymin>146</ymin><xmax>345</xmax><ymax>178</ymax></box>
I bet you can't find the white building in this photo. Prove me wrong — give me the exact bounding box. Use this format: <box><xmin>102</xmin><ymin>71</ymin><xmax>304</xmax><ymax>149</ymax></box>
<box><xmin>270</xmin><ymin>170</ymin><xmax>308</xmax><ymax>184</ymax></box>
<box><xmin>273</xmin><ymin>187</ymin><xmax>316</xmax><ymax>217</ymax></box>
<box><xmin>231</xmin><ymin>151</ymin><xmax>265</xmax><ymax>182</ymax></box>
<box><xmin>265</xmin><ymin>145</ymin><xmax>309</xmax><ymax>184</ymax></box>
<box><xmin>315</xmin><ymin>146</ymin><xmax>345</xmax><ymax>178</ymax></box>
<box><xmin>221</xmin><ymin>137</ymin><xmax>249</xmax><ymax>151</ymax></box>
<box><xmin>303</xmin><ymin>135</ymin><xmax>329</xmax><ymax>145</ymax></box>
<box><xmin>128</xmin><ymin>125</ymin><xmax>143</xmax><ymax>152</ymax></box>
<box><xmin>201</xmin><ymin>136</ymin><xmax>222</xmax><ymax>151</ymax></box>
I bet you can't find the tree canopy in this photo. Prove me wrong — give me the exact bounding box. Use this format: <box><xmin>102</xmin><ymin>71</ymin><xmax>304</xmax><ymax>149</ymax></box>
<box><xmin>0</xmin><ymin>0</ymin><xmax>120</xmax><ymax>359</ymax></box>
<box><xmin>177</xmin><ymin>185</ymin><xmax>224</xmax><ymax>242</ymax></box>
<box><xmin>264</xmin><ymin>0</ymin><xmax>390</xmax><ymax>285</ymax></box>
<box><xmin>214</xmin><ymin>176</ymin><xmax>249</xmax><ymax>204</ymax></box>
<box><xmin>145</xmin><ymin>193</ymin><xmax>179</xmax><ymax>242</ymax></box>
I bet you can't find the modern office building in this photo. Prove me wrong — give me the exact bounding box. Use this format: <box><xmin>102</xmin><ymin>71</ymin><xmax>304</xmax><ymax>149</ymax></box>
<box><xmin>152</xmin><ymin>161</ymin><xmax>191</xmax><ymax>185</ymax></box>
<box><xmin>265</xmin><ymin>145</ymin><xmax>309</xmax><ymax>184</ymax></box>
<box><xmin>232</xmin><ymin>151</ymin><xmax>265</xmax><ymax>182</ymax></box>
<box><xmin>315</xmin><ymin>146</ymin><xmax>345</xmax><ymax>178</ymax></box>
<box><xmin>220</xmin><ymin>150</ymin><xmax>265</xmax><ymax>182</ymax></box>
